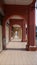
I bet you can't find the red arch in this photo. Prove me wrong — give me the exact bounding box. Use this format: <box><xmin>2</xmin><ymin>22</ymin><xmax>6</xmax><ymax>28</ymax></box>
<box><xmin>3</xmin><ymin>14</ymin><xmax>24</xmax><ymax>23</ymax></box>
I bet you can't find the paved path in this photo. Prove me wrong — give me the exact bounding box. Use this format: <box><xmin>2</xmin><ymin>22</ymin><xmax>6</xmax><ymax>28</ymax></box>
<box><xmin>6</xmin><ymin>42</ymin><xmax>27</xmax><ymax>49</ymax></box>
<box><xmin>0</xmin><ymin>50</ymin><xmax>37</xmax><ymax>65</ymax></box>
<box><xmin>0</xmin><ymin>42</ymin><xmax>37</xmax><ymax>65</ymax></box>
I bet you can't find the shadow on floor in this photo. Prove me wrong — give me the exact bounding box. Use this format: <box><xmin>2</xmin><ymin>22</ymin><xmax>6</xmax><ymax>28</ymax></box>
<box><xmin>5</xmin><ymin>48</ymin><xmax>26</xmax><ymax>51</ymax></box>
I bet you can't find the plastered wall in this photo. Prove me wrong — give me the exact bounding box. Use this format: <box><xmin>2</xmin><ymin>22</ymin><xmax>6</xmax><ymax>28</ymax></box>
<box><xmin>5</xmin><ymin>25</ymin><xmax>9</xmax><ymax>44</ymax></box>
<box><xmin>0</xmin><ymin>25</ymin><xmax>2</xmax><ymax>51</ymax></box>
<box><xmin>18</xmin><ymin>27</ymin><xmax>22</xmax><ymax>39</ymax></box>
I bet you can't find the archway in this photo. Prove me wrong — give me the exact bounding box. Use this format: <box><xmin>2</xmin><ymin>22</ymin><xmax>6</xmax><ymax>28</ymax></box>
<box><xmin>2</xmin><ymin>15</ymin><xmax>27</xmax><ymax>50</ymax></box>
<box><xmin>11</xmin><ymin>24</ymin><xmax>22</xmax><ymax>42</ymax></box>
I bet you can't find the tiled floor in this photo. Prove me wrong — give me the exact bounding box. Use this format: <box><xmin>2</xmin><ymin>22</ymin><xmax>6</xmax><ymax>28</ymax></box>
<box><xmin>6</xmin><ymin>42</ymin><xmax>27</xmax><ymax>49</ymax></box>
<box><xmin>0</xmin><ymin>41</ymin><xmax>37</xmax><ymax>65</ymax></box>
<box><xmin>11</xmin><ymin>37</ymin><xmax>22</xmax><ymax>41</ymax></box>
<box><xmin>0</xmin><ymin>50</ymin><xmax>37</xmax><ymax>65</ymax></box>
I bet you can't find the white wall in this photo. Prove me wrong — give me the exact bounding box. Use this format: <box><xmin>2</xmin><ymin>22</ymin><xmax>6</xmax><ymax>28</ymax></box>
<box><xmin>0</xmin><ymin>25</ymin><xmax>2</xmax><ymax>51</ymax></box>
<box><xmin>6</xmin><ymin>25</ymin><xmax>9</xmax><ymax>44</ymax></box>
<box><xmin>35</xmin><ymin>8</ymin><xmax>37</xmax><ymax>26</ymax></box>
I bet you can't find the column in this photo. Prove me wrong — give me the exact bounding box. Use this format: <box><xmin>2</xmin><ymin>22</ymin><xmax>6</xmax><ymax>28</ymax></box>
<box><xmin>27</xmin><ymin>8</ymin><xmax>36</xmax><ymax>51</ymax></box>
<box><xmin>22</xmin><ymin>21</ymin><xmax>26</xmax><ymax>42</ymax></box>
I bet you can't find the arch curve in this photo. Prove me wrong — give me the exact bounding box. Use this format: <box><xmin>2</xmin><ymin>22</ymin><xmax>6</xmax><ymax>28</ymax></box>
<box><xmin>3</xmin><ymin>15</ymin><xmax>24</xmax><ymax>23</ymax></box>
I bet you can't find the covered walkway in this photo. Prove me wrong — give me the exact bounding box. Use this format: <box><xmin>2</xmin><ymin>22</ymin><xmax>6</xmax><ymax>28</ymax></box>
<box><xmin>0</xmin><ymin>0</ymin><xmax>37</xmax><ymax>51</ymax></box>
<box><xmin>0</xmin><ymin>0</ymin><xmax>37</xmax><ymax>64</ymax></box>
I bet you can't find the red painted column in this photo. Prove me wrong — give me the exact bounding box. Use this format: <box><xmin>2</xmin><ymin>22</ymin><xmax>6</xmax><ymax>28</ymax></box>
<box><xmin>22</xmin><ymin>20</ymin><xmax>26</xmax><ymax>42</ymax></box>
<box><xmin>27</xmin><ymin>8</ymin><xmax>36</xmax><ymax>51</ymax></box>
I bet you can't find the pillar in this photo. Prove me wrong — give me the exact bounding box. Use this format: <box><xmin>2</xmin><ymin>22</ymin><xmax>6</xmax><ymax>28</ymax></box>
<box><xmin>27</xmin><ymin>8</ymin><xmax>36</xmax><ymax>51</ymax></box>
<box><xmin>22</xmin><ymin>20</ymin><xmax>26</xmax><ymax>42</ymax></box>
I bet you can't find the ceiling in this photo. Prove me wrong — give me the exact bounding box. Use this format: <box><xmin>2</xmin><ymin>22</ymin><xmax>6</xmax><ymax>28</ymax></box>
<box><xmin>4</xmin><ymin>0</ymin><xmax>33</xmax><ymax>5</ymax></box>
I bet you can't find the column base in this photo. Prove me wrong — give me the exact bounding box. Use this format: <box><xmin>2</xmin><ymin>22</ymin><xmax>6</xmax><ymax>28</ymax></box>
<box><xmin>26</xmin><ymin>45</ymin><xmax>37</xmax><ymax>51</ymax></box>
<box><xmin>26</xmin><ymin>44</ymin><xmax>29</xmax><ymax>51</ymax></box>
<box><xmin>22</xmin><ymin>39</ymin><xmax>27</xmax><ymax>42</ymax></box>
<box><xmin>2</xmin><ymin>39</ymin><xmax>6</xmax><ymax>50</ymax></box>
<box><xmin>29</xmin><ymin>45</ymin><xmax>36</xmax><ymax>51</ymax></box>
<box><xmin>3</xmin><ymin>44</ymin><xmax>6</xmax><ymax>50</ymax></box>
